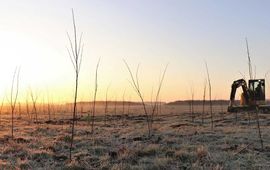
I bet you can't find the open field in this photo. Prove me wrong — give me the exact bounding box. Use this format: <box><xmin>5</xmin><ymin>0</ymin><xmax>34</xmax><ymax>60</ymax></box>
<box><xmin>0</xmin><ymin>104</ymin><xmax>269</xmax><ymax>169</ymax></box>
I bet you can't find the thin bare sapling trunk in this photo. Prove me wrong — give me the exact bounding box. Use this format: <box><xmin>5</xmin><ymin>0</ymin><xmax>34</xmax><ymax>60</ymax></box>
<box><xmin>150</xmin><ymin>87</ymin><xmax>154</xmax><ymax>113</ymax></box>
<box><xmin>67</xmin><ymin>9</ymin><xmax>83</xmax><ymax>161</ymax></box>
<box><xmin>122</xmin><ymin>89</ymin><xmax>126</xmax><ymax>124</ymax></box>
<box><xmin>0</xmin><ymin>98</ymin><xmax>4</xmax><ymax>125</ymax></box>
<box><xmin>41</xmin><ymin>97</ymin><xmax>45</xmax><ymax>120</ymax></box>
<box><xmin>124</xmin><ymin>60</ymin><xmax>167</xmax><ymax>137</ymax></box>
<box><xmin>219</xmin><ymin>100</ymin><xmax>224</xmax><ymax>120</ymax></box>
<box><xmin>10</xmin><ymin>67</ymin><xmax>20</xmax><ymax>139</ymax></box>
<box><xmin>190</xmin><ymin>86</ymin><xmax>194</xmax><ymax>122</ymax></box>
<box><xmin>114</xmin><ymin>96</ymin><xmax>117</xmax><ymax>127</ymax></box>
<box><xmin>246</xmin><ymin>38</ymin><xmax>254</xmax><ymax>125</ymax></box>
<box><xmin>51</xmin><ymin>101</ymin><xmax>56</xmax><ymax>120</ymax></box>
<box><xmin>246</xmin><ymin>38</ymin><xmax>253</xmax><ymax>80</ymax></box>
<box><xmin>202</xmin><ymin>79</ymin><xmax>206</xmax><ymax>124</ymax></box>
<box><xmin>18</xmin><ymin>102</ymin><xmax>21</xmax><ymax>118</ymax></box>
<box><xmin>150</xmin><ymin>65</ymin><xmax>168</xmax><ymax>131</ymax></box>
<box><xmin>156</xmin><ymin>99</ymin><xmax>162</xmax><ymax>116</ymax></box>
<box><xmin>87</xmin><ymin>102</ymin><xmax>91</xmax><ymax>126</ymax></box>
<box><xmin>114</xmin><ymin>96</ymin><xmax>117</xmax><ymax>116</ymax></box>
<box><xmin>91</xmin><ymin>59</ymin><xmax>100</xmax><ymax>134</ymax></box>
<box><xmin>255</xmin><ymin>107</ymin><xmax>263</xmax><ymax>150</ymax></box>
<box><xmin>104</xmin><ymin>84</ymin><xmax>110</xmax><ymax>125</ymax></box>
<box><xmin>205</xmin><ymin>61</ymin><xmax>213</xmax><ymax>130</ymax></box>
<box><xmin>188</xmin><ymin>100</ymin><xmax>191</xmax><ymax>120</ymax></box>
<box><xmin>29</xmin><ymin>88</ymin><xmax>38</xmax><ymax>123</ymax></box>
<box><xmin>47</xmin><ymin>94</ymin><xmax>51</xmax><ymax>121</ymax></box>
<box><xmin>80</xmin><ymin>105</ymin><xmax>83</xmax><ymax>118</ymax></box>
<box><xmin>127</xmin><ymin>96</ymin><xmax>131</xmax><ymax>116</ymax></box>
<box><xmin>25</xmin><ymin>98</ymin><xmax>30</xmax><ymax>121</ymax></box>
<box><xmin>124</xmin><ymin>61</ymin><xmax>151</xmax><ymax>137</ymax></box>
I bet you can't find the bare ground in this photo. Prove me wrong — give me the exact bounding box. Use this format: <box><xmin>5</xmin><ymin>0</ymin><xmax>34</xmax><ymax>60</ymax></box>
<box><xmin>0</xmin><ymin>106</ymin><xmax>270</xmax><ymax>169</ymax></box>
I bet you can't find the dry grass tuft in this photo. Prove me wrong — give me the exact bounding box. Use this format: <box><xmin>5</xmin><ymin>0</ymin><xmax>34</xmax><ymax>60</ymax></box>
<box><xmin>196</xmin><ymin>145</ymin><xmax>209</xmax><ymax>160</ymax></box>
<box><xmin>137</xmin><ymin>144</ymin><xmax>160</xmax><ymax>157</ymax></box>
<box><xmin>153</xmin><ymin>157</ymin><xmax>172</xmax><ymax>169</ymax></box>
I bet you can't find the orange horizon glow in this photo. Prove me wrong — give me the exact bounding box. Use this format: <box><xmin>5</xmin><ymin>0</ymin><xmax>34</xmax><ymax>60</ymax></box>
<box><xmin>0</xmin><ymin>1</ymin><xmax>269</xmax><ymax>104</ymax></box>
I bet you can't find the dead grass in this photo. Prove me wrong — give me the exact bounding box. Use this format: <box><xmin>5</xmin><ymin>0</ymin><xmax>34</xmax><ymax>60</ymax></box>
<box><xmin>0</xmin><ymin>105</ymin><xmax>268</xmax><ymax>169</ymax></box>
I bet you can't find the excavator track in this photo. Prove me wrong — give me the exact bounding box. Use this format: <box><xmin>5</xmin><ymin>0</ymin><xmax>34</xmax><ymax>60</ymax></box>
<box><xmin>228</xmin><ymin>105</ymin><xmax>270</xmax><ymax>113</ymax></box>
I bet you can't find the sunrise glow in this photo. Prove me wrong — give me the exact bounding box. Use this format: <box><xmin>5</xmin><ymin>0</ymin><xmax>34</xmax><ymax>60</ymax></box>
<box><xmin>0</xmin><ymin>1</ymin><xmax>269</xmax><ymax>103</ymax></box>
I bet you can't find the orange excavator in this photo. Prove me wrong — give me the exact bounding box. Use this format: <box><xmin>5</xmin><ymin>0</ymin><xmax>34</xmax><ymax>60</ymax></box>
<box><xmin>228</xmin><ymin>79</ymin><xmax>270</xmax><ymax>113</ymax></box>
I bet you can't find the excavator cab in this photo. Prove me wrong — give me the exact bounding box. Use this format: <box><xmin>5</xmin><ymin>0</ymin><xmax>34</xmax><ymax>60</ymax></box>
<box><xmin>248</xmin><ymin>79</ymin><xmax>265</xmax><ymax>103</ymax></box>
<box><xmin>228</xmin><ymin>78</ymin><xmax>270</xmax><ymax>113</ymax></box>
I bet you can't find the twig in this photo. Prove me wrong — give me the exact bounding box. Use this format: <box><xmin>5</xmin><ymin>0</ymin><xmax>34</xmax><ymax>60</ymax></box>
<box><xmin>233</xmin><ymin>143</ymin><xmax>253</xmax><ymax>156</ymax></box>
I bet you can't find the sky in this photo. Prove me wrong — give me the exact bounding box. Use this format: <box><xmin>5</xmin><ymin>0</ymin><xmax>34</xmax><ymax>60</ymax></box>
<box><xmin>0</xmin><ymin>0</ymin><xmax>270</xmax><ymax>103</ymax></box>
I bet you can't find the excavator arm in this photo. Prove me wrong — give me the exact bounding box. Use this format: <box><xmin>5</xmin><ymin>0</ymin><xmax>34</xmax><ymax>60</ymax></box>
<box><xmin>229</xmin><ymin>79</ymin><xmax>250</xmax><ymax>106</ymax></box>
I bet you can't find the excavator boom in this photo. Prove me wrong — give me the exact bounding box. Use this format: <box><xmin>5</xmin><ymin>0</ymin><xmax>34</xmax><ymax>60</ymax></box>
<box><xmin>229</xmin><ymin>79</ymin><xmax>250</xmax><ymax>106</ymax></box>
